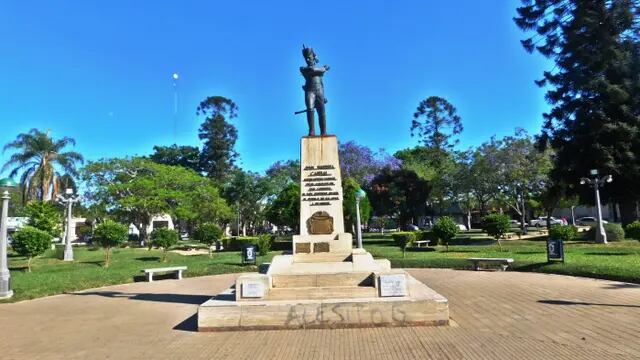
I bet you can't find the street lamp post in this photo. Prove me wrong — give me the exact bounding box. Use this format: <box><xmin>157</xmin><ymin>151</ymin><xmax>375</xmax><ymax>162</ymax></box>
<box><xmin>0</xmin><ymin>178</ymin><xmax>17</xmax><ymax>299</ymax></box>
<box><xmin>580</xmin><ymin>169</ymin><xmax>613</xmax><ymax>244</ymax></box>
<box><xmin>56</xmin><ymin>188</ymin><xmax>80</xmax><ymax>261</ymax></box>
<box><xmin>355</xmin><ymin>189</ymin><xmax>366</xmax><ymax>249</ymax></box>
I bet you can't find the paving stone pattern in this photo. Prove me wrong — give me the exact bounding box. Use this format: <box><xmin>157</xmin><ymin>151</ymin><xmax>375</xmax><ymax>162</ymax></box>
<box><xmin>0</xmin><ymin>269</ymin><xmax>638</xmax><ymax>359</ymax></box>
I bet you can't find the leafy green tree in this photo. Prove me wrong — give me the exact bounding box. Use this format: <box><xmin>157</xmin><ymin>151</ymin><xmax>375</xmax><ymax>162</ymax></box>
<box><xmin>262</xmin><ymin>160</ymin><xmax>300</xmax><ymax>199</ymax></box>
<box><xmin>548</xmin><ymin>225</ymin><xmax>578</xmax><ymax>243</ymax></box>
<box><xmin>265</xmin><ymin>183</ymin><xmax>300</xmax><ymax>232</ymax></box>
<box><xmin>194</xmin><ymin>223</ymin><xmax>223</xmax><ymax>257</ymax></box>
<box><xmin>432</xmin><ymin>216</ymin><xmax>459</xmax><ymax>251</ymax></box>
<box><xmin>515</xmin><ymin>0</ymin><xmax>640</xmax><ymax>224</ymax></box>
<box><xmin>369</xmin><ymin>168</ymin><xmax>430</xmax><ymax>227</ymax></box>
<box><xmin>151</xmin><ymin>228</ymin><xmax>179</xmax><ymax>262</ymax></box>
<box><xmin>197</xmin><ymin>96</ymin><xmax>239</xmax><ymax>183</ymax></box>
<box><xmin>395</xmin><ymin>146</ymin><xmax>457</xmax><ymax>215</ymax></box>
<box><xmin>11</xmin><ymin>226</ymin><xmax>51</xmax><ymax>272</ymax></box>
<box><xmin>342</xmin><ymin>177</ymin><xmax>372</xmax><ymax>235</ymax></box>
<box><xmin>391</xmin><ymin>232</ymin><xmax>416</xmax><ymax>258</ymax></box>
<box><xmin>222</xmin><ymin>168</ymin><xmax>266</xmax><ymax>236</ymax></box>
<box><xmin>482</xmin><ymin>214</ymin><xmax>511</xmax><ymax>251</ymax></box>
<box><xmin>82</xmin><ymin>158</ymin><xmax>232</xmax><ymax>243</ymax></box>
<box><xmin>2</xmin><ymin>129</ymin><xmax>83</xmax><ymax>202</ymax></box>
<box><xmin>469</xmin><ymin>140</ymin><xmax>502</xmax><ymax>215</ymax></box>
<box><xmin>150</xmin><ymin>144</ymin><xmax>201</xmax><ymax>173</ymax></box>
<box><xmin>495</xmin><ymin>130</ymin><xmax>552</xmax><ymax>230</ymax></box>
<box><xmin>93</xmin><ymin>220</ymin><xmax>128</xmax><ymax>267</ymax></box>
<box><xmin>24</xmin><ymin>201</ymin><xmax>62</xmax><ymax>238</ymax></box>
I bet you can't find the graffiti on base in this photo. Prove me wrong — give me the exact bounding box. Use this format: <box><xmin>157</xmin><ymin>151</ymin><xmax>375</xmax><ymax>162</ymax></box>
<box><xmin>284</xmin><ymin>303</ymin><xmax>408</xmax><ymax>328</ymax></box>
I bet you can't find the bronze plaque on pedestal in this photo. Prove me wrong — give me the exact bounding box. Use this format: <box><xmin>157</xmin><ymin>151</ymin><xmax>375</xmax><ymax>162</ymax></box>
<box><xmin>296</xmin><ymin>242</ymin><xmax>311</xmax><ymax>253</ymax></box>
<box><xmin>306</xmin><ymin>211</ymin><xmax>334</xmax><ymax>235</ymax></box>
<box><xmin>313</xmin><ymin>242</ymin><xmax>330</xmax><ymax>253</ymax></box>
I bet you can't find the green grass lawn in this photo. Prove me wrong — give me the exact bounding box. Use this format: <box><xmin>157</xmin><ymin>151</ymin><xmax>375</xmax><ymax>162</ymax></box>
<box><xmin>3</xmin><ymin>233</ymin><xmax>639</xmax><ymax>303</ymax></box>
<box><xmin>3</xmin><ymin>246</ymin><xmax>274</xmax><ymax>303</ymax></box>
<box><xmin>365</xmin><ymin>234</ymin><xmax>640</xmax><ymax>284</ymax></box>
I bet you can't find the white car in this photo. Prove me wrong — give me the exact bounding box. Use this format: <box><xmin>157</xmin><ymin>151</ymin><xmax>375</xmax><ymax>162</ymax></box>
<box><xmin>509</xmin><ymin>219</ymin><xmax>521</xmax><ymax>227</ymax></box>
<box><xmin>529</xmin><ymin>216</ymin><xmax>564</xmax><ymax>227</ymax></box>
<box><xmin>576</xmin><ymin>217</ymin><xmax>608</xmax><ymax>227</ymax></box>
<box><xmin>457</xmin><ymin>224</ymin><xmax>468</xmax><ymax>231</ymax></box>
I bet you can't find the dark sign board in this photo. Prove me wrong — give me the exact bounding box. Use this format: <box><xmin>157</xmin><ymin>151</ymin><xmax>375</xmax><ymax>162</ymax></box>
<box><xmin>547</xmin><ymin>238</ymin><xmax>564</xmax><ymax>262</ymax></box>
<box><xmin>242</xmin><ymin>244</ymin><xmax>257</xmax><ymax>264</ymax></box>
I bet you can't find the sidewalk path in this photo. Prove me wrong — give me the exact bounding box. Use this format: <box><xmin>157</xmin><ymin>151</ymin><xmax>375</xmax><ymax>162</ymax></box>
<box><xmin>0</xmin><ymin>269</ymin><xmax>638</xmax><ymax>359</ymax></box>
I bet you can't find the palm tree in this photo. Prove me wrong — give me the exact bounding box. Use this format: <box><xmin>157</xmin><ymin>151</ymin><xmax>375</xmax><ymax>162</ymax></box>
<box><xmin>2</xmin><ymin>129</ymin><xmax>83</xmax><ymax>202</ymax></box>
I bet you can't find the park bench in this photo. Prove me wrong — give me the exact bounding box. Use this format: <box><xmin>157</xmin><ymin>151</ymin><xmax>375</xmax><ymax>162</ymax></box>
<box><xmin>141</xmin><ymin>266</ymin><xmax>187</xmax><ymax>282</ymax></box>
<box><xmin>467</xmin><ymin>258</ymin><xmax>514</xmax><ymax>271</ymax></box>
<box><xmin>414</xmin><ymin>240</ymin><xmax>430</xmax><ymax>248</ymax></box>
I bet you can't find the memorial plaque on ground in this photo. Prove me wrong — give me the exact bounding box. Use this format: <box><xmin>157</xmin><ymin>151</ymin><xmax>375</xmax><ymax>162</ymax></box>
<box><xmin>241</xmin><ymin>282</ymin><xmax>265</xmax><ymax>298</ymax></box>
<box><xmin>379</xmin><ymin>274</ymin><xmax>407</xmax><ymax>297</ymax></box>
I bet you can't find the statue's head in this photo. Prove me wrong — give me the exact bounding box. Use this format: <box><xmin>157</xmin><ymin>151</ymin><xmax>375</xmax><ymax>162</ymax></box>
<box><xmin>302</xmin><ymin>44</ymin><xmax>318</xmax><ymax>66</ymax></box>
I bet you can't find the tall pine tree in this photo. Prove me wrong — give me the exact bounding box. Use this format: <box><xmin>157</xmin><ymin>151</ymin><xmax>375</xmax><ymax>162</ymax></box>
<box><xmin>197</xmin><ymin>96</ymin><xmax>239</xmax><ymax>183</ymax></box>
<box><xmin>515</xmin><ymin>0</ymin><xmax>640</xmax><ymax>224</ymax></box>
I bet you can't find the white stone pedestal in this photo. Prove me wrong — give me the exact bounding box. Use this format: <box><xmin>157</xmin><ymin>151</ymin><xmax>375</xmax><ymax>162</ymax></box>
<box><xmin>294</xmin><ymin>135</ymin><xmax>352</xmax><ymax>254</ymax></box>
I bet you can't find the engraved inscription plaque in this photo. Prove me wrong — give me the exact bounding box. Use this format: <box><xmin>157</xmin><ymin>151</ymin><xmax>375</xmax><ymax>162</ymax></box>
<box><xmin>306</xmin><ymin>211</ymin><xmax>334</xmax><ymax>234</ymax></box>
<box><xmin>242</xmin><ymin>282</ymin><xmax>265</xmax><ymax>298</ymax></box>
<box><xmin>379</xmin><ymin>274</ymin><xmax>407</xmax><ymax>297</ymax></box>
<box><xmin>313</xmin><ymin>242</ymin><xmax>330</xmax><ymax>253</ymax></box>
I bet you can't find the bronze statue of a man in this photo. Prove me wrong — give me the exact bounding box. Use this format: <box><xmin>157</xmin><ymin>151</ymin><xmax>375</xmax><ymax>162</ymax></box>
<box><xmin>299</xmin><ymin>45</ymin><xmax>330</xmax><ymax>136</ymax></box>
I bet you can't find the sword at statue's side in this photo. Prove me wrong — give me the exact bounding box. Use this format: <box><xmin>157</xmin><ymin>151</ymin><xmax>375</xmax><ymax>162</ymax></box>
<box><xmin>294</xmin><ymin>109</ymin><xmax>311</xmax><ymax>115</ymax></box>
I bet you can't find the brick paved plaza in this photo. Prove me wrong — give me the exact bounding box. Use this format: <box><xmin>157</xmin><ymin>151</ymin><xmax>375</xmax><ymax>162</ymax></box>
<box><xmin>1</xmin><ymin>269</ymin><xmax>638</xmax><ymax>359</ymax></box>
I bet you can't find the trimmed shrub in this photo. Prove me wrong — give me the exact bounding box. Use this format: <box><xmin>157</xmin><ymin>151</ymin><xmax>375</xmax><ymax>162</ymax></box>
<box><xmin>222</xmin><ymin>236</ymin><xmax>259</xmax><ymax>251</ymax></box>
<box><xmin>151</xmin><ymin>228</ymin><xmax>179</xmax><ymax>262</ymax></box>
<box><xmin>25</xmin><ymin>201</ymin><xmax>62</xmax><ymax>238</ymax></box>
<box><xmin>256</xmin><ymin>234</ymin><xmax>274</xmax><ymax>256</ymax></box>
<box><xmin>194</xmin><ymin>223</ymin><xmax>224</xmax><ymax>257</ymax></box>
<box><xmin>432</xmin><ymin>216</ymin><xmax>459</xmax><ymax>251</ymax></box>
<box><xmin>548</xmin><ymin>225</ymin><xmax>578</xmax><ymax>242</ymax></box>
<box><xmin>587</xmin><ymin>223</ymin><xmax>625</xmax><ymax>242</ymax></box>
<box><xmin>482</xmin><ymin>214</ymin><xmax>511</xmax><ymax>251</ymax></box>
<box><xmin>417</xmin><ymin>231</ymin><xmax>437</xmax><ymax>245</ymax></box>
<box><xmin>391</xmin><ymin>232</ymin><xmax>417</xmax><ymax>258</ymax></box>
<box><xmin>624</xmin><ymin>221</ymin><xmax>640</xmax><ymax>240</ymax></box>
<box><xmin>93</xmin><ymin>220</ymin><xmax>128</xmax><ymax>267</ymax></box>
<box><xmin>11</xmin><ymin>226</ymin><xmax>52</xmax><ymax>272</ymax></box>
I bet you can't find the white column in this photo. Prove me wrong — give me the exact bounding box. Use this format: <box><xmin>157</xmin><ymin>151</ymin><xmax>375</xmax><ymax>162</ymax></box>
<box><xmin>63</xmin><ymin>200</ymin><xmax>74</xmax><ymax>261</ymax></box>
<box><xmin>0</xmin><ymin>191</ymin><xmax>13</xmax><ymax>299</ymax></box>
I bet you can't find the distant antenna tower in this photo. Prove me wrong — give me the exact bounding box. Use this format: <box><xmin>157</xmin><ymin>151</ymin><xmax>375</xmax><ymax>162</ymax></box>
<box><xmin>172</xmin><ymin>73</ymin><xmax>179</xmax><ymax>141</ymax></box>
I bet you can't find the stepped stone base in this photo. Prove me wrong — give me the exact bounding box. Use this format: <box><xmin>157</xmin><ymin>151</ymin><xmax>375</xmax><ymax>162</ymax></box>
<box><xmin>198</xmin><ymin>274</ymin><xmax>449</xmax><ymax>331</ymax></box>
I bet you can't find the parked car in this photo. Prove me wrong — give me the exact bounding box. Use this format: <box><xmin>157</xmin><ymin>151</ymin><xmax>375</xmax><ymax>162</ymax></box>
<box><xmin>404</xmin><ymin>224</ymin><xmax>419</xmax><ymax>231</ymax></box>
<box><xmin>509</xmin><ymin>219</ymin><xmax>521</xmax><ymax>227</ymax></box>
<box><xmin>529</xmin><ymin>216</ymin><xmax>564</xmax><ymax>227</ymax></box>
<box><xmin>576</xmin><ymin>217</ymin><xmax>608</xmax><ymax>227</ymax></box>
<box><xmin>457</xmin><ymin>224</ymin><xmax>468</xmax><ymax>231</ymax></box>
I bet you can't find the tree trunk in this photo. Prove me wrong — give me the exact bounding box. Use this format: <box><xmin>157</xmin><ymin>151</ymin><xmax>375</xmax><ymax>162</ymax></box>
<box><xmin>27</xmin><ymin>257</ymin><xmax>32</xmax><ymax>272</ymax></box>
<box><xmin>619</xmin><ymin>198</ymin><xmax>637</xmax><ymax>226</ymax></box>
<box><xmin>105</xmin><ymin>247</ymin><xmax>111</xmax><ymax>268</ymax></box>
<box><xmin>466</xmin><ymin>209</ymin><xmax>471</xmax><ymax>231</ymax></box>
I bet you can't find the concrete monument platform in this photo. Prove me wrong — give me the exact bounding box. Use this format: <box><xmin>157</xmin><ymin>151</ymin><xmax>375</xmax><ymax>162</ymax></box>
<box><xmin>197</xmin><ymin>135</ymin><xmax>449</xmax><ymax>331</ymax></box>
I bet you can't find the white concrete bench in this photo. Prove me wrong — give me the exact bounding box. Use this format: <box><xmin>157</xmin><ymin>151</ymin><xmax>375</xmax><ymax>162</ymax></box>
<box><xmin>141</xmin><ymin>266</ymin><xmax>187</xmax><ymax>282</ymax></box>
<box><xmin>467</xmin><ymin>258</ymin><xmax>514</xmax><ymax>271</ymax></box>
<box><xmin>414</xmin><ymin>240</ymin><xmax>430</xmax><ymax>248</ymax></box>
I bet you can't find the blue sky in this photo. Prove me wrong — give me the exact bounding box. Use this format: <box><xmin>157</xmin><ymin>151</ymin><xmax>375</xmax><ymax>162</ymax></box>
<box><xmin>0</xmin><ymin>0</ymin><xmax>551</xmax><ymax>174</ymax></box>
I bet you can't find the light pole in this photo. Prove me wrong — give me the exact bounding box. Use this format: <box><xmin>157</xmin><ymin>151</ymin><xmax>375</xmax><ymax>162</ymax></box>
<box><xmin>0</xmin><ymin>177</ymin><xmax>17</xmax><ymax>299</ymax></box>
<box><xmin>355</xmin><ymin>188</ymin><xmax>366</xmax><ymax>249</ymax></box>
<box><xmin>580</xmin><ymin>169</ymin><xmax>613</xmax><ymax>244</ymax></box>
<box><xmin>56</xmin><ymin>188</ymin><xmax>80</xmax><ymax>261</ymax></box>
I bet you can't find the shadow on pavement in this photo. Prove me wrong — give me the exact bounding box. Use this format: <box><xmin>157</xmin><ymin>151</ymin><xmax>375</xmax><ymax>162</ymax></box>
<box><xmin>538</xmin><ymin>299</ymin><xmax>640</xmax><ymax>308</ymax></box>
<box><xmin>72</xmin><ymin>291</ymin><xmax>211</xmax><ymax>305</ymax></box>
<box><xmin>173</xmin><ymin>313</ymin><xmax>199</xmax><ymax>332</ymax></box>
<box><xmin>603</xmin><ymin>282</ymin><xmax>640</xmax><ymax>289</ymax></box>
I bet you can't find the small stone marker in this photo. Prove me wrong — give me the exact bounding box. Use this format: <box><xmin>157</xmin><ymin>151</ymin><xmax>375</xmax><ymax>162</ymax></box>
<box><xmin>379</xmin><ymin>274</ymin><xmax>407</xmax><ymax>297</ymax></box>
<box><xmin>242</xmin><ymin>282</ymin><xmax>265</xmax><ymax>298</ymax></box>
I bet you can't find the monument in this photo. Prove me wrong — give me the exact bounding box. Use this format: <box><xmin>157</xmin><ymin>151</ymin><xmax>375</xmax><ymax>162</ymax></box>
<box><xmin>198</xmin><ymin>47</ymin><xmax>449</xmax><ymax>330</ymax></box>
